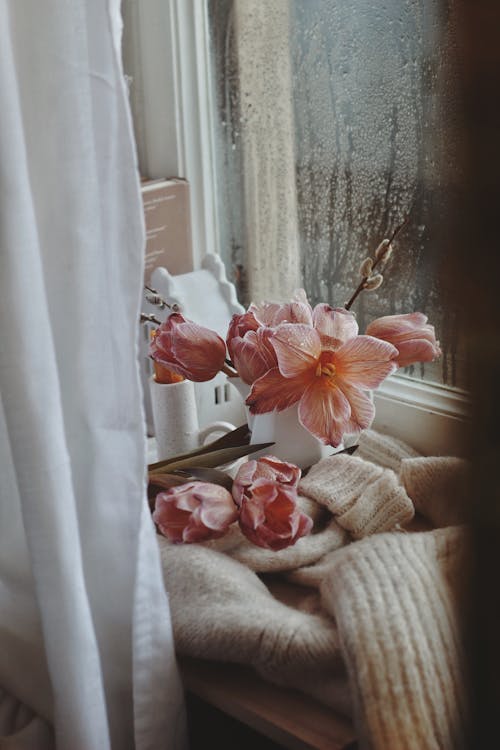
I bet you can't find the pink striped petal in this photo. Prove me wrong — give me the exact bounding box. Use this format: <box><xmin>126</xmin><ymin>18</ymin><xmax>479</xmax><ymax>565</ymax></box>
<box><xmin>271</xmin><ymin>324</ymin><xmax>321</xmax><ymax>378</ymax></box>
<box><xmin>337</xmin><ymin>383</ymin><xmax>376</xmax><ymax>433</ymax></box>
<box><xmin>298</xmin><ymin>380</ymin><xmax>351</xmax><ymax>447</ymax></box>
<box><xmin>246</xmin><ymin>368</ymin><xmax>310</xmax><ymax>414</ymax></box>
<box><xmin>334</xmin><ymin>335</ymin><xmax>398</xmax><ymax>388</ymax></box>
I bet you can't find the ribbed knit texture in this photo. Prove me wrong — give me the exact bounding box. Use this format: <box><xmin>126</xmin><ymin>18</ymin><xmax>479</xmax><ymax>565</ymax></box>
<box><xmin>320</xmin><ymin>527</ymin><xmax>469</xmax><ymax>750</ymax></box>
<box><xmin>356</xmin><ymin>428</ymin><xmax>420</xmax><ymax>471</ymax></box>
<box><xmin>400</xmin><ymin>456</ymin><xmax>470</xmax><ymax>527</ymax></box>
<box><xmin>300</xmin><ymin>454</ymin><xmax>414</xmax><ymax>537</ymax></box>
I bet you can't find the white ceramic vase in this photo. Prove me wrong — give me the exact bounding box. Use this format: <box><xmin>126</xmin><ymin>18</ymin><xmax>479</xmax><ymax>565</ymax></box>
<box><xmin>227</xmin><ymin>376</ymin><xmax>337</xmax><ymax>470</ymax></box>
<box><xmin>227</xmin><ymin>376</ymin><xmax>254</xmax><ymax>429</ymax></box>
<box><xmin>249</xmin><ymin>405</ymin><xmax>335</xmax><ymax>470</ymax></box>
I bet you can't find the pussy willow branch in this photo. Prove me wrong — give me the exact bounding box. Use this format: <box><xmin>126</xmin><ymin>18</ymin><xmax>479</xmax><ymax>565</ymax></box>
<box><xmin>344</xmin><ymin>214</ymin><xmax>411</xmax><ymax>312</ymax></box>
<box><xmin>140</xmin><ymin>312</ymin><xmax>162</xmax><ymax>325</ymax></box>
<box><xmin>144</xmin><ymin>285</ymin><xmax>171</xmax><ymax>307</ymax></box>
<box><xmin>140</xmin><ymin>286</ymin><xmax>180</xmax><ymax>326</ymax></box>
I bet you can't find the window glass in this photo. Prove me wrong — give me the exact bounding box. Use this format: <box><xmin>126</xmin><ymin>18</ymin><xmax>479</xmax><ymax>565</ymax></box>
<box><xmin>208</xmin><ymin>0</ymin><xmax>465</xmax><ymax>387</ymax></box>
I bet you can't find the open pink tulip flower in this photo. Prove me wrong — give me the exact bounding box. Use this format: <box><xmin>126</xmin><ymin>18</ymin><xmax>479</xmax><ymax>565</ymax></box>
<box><xmin>247</xmin><ymin>308</ymin><xmax>399</xmax><ymax>447</ymax></box>
<box><xmin>238</xmin><ymin>479</ymin><xmax>313</xmax><ymax>551</ymax></box>
<box><xmin>229</xmin><ymin>327</ymin><xmax>278</xmax><ymax>385</ymax></box>
<box><xmin>366</xmin><ymin>312</ymin><xmax>442</xmax><ymax>368</ymax></box>
<box><xmin>153</xmin><ymin>482</ymin><xmax>238</xmax><ymax>544</ymax></box>
<box><xmin>150</xmin><ymin>313</ymin><xmax>227</xmax><ymax>382</ymax></box>
<box><xmin>232</xmin><ymin>455</ymin><xmax>301</xmax><ymax>506</ymax></box>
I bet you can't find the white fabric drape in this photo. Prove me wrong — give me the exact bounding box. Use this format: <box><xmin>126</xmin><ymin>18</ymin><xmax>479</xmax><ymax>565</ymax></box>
<box><xmin>0</xmin><ymin>2</ymin><xmax>186</xmax><ymax>749</ymax></box>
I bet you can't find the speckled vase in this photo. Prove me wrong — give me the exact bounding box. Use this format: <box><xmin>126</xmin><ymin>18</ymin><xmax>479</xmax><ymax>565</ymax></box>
<box><xmin>149</xmin><ymin>377</ymin><xmax>200</xmax><ymax>461</ymax></box>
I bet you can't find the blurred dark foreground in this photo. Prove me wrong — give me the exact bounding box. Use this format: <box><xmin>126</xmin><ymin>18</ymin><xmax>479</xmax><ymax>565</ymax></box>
<box><xmin>453</xmin><ymin>1</ymin><xmax>500</xmax><ymax>745</ymax></box>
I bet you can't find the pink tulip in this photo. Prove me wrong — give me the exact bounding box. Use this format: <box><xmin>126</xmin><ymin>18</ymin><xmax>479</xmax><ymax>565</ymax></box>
<box><xmin>153</xmin><ymin>482</ymin><xmax>238</xmax><ymax>544</ymax></box>
<box><xmin>366</xmin><ymin>313</ymin><xmax>441</xmax><ymax>368</ymax></box>
<box><xmin>226</xmin><ymin>312</ymin><xmax>260</xmax><ymax>362</ymax></box>
<box><xmin>312</xmin><ymin>304</ymin><xmax>359</xmax><ymax>347</ymax></box>
<box><xmin>249</xmin><ymin>288</ymin><xmax>313</xmax><ymax>328</ymax></box>
<box><xmin>247</xmin><ymin>310</ymin><xmax>399</xmax><ymax>447</ymax></box>
<box><xmin>238</xmin><ymin>480</ymin><xmax>313</xmax><ymax>551</ymax></box>
<box><xmin>150</xmin><ymin>313</ymin><xmax>227</xmax><ymax>382</ymax></box>
<box><xmin>232</xmin><ymin>455</ymin><xmax>301</xmax><ymax>506</ymax></box>
<box><xmin>229</xmin><ymin>327</ymin><xmax>278</xmax><ymax>385</ymax></box>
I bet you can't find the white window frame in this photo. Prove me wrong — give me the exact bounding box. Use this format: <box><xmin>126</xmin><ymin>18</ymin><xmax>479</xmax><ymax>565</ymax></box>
<box><xmin>126</xmin><ymin>0</ymin><xmax>470</xmax><ymax>456</ymax></box>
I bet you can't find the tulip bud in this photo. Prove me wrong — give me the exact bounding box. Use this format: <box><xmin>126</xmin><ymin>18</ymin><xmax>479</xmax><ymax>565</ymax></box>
<box><xmin>366</xmin><ymin>312</ymin><xmax>442</xmax><ymax>368</ymax></box>
<box><xmin>153</xmin><ymin>482</ymin><xmax>238</xmax><ymax>543</ymax></box>
<box><xmin>232</xmin><ymin>455</ymin><xmax>301</xmax><ymax>506</ymax></box>
<box><xmin>238</xmin><ymin>480</ymin><xmax>313</xmax><ymax>551</ymax></box>
<box><xmin>150</xmin><ymin>313</ymin><xmax>227</xmax><ymax>382</ymax></box>
<box><xmin>230</xmin><ymin>328</ymin><xmax>278</xmax><ymax>385</ymax></box>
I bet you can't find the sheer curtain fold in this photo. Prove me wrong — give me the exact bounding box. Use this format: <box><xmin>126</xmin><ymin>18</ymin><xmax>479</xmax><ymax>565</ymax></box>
<box><xmin>0</xmin><ymin>2</ymin><xmax>185</xmax><ymax>749</ymax></box>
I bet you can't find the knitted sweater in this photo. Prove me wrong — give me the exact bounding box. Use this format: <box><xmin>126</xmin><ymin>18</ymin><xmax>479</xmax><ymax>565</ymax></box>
<box><xmin>158</xmin><ymin>429</ymin><xmax>469</xmax><ymax>749</ymax></box>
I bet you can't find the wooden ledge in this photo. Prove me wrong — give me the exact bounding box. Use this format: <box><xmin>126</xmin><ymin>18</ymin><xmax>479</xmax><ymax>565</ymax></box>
<box><xmin>179</xmin><ymin>657</ymin><xmax>357</xmax><ymax>750</ymax></box>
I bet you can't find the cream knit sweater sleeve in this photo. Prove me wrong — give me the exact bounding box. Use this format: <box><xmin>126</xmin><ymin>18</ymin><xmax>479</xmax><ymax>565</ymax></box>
<box><xmin>299</xmin><ymin>452</ymin><xmax>414</xmax><ymax>537</ymax></box>
<box><xmin>320</xmin><ymin>526</ymin><xmax>469</xmax><ymax>750</ymax></box>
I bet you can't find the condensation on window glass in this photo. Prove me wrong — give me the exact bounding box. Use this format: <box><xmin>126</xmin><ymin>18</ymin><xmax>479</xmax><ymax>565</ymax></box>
<box><xmin>208</xmin><ymin>0</ymin><xmax>465</xmax><ymax>387</ymax></box>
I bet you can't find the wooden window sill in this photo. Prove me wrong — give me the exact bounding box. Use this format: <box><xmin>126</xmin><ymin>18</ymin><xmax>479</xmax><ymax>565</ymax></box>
<box><xmin>179</xmin><ymin>657</ymin><xmax>357</xmax><ymax>750</ymax></box>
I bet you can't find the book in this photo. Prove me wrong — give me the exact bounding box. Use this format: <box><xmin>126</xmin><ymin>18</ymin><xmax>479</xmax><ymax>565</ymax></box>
<box><xmin>141</xmin><ymin>178</ymin><xmax>193</xmax><ymax>281</ymax></box>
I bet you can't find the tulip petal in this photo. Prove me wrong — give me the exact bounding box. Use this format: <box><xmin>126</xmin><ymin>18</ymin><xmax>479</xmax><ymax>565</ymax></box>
<box><xmin>312</xmin><ymin>304</ymin><xmax>359</xmax><ymax>346</ymax></box>
<box><xmin>226</xmin><ymin>312</ymin><xmax>260</xmax><ymax>360</ymax></box>
<box><xmin>171</xmin><ymin>322</ymin><xmax>227</xmax><ymax>381</ymax></box>
<box><xmin>271</xmin><ymin>324</ymin><xmax>321</xmax><ymax>378</ymax></box>
<box><xmin>298</xmin><ymin>379</ymin><xmax>351</xmax><ymax>447</ymax></box>
<box><xmin>231</xmin><ymin>329</ymin><xmax>277</xmax><ymax>385</ymax></box>
<box><xmin>258</xmin><ymin>456</ymin><xmax>301</xmax><ymax>487</ymax></box>
<box><xmin>249</xmin><ymin>298</ymin><xmax>313</xmax><ymax>327</ymax></box>
<box><xmin>395</xmin><ymin>338</ymin><xmax>442</xmax><ymax>368</ymax></box>
<box><xmin>334</xmin><ymin>335</ymin><xmax>398</xmax><ymax>388</ymax></box>
<box><xmin>365</xmin><ymin>313</ymin><xmax>441</xmax><ymax>368</ymax></box>
<box><xmin>246</xmin><ymin>367</ymin><xmax>310</xmax><ymax>414</ymax></box>
<box><xmin>366</xmin><ymin>312</ymin><xmax>429</xmax><ymax>340</ymax></box>
<box><xmin>238</xmin><ymin>483</ymin><xmax>312</xmax><ymax>550</ymax></box>
<box><xmin>199</xmin><ymin>498</ymin><xmax>238</xmax><ymax>530</ymax></box>
<box><xmin>337</xmin><ymin>382</ymin><xmax>376</xmax><ymax>433</ymax></box>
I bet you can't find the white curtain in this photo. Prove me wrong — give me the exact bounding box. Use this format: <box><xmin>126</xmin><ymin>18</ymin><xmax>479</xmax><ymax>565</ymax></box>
<box><xmin>0</xmin><ymin>2</ymin><xmax>186</xmax><ymax>749</ymax></box>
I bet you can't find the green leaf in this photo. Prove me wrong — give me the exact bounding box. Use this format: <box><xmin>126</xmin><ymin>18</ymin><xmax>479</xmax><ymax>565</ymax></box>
<box><xmin>148</xmin><ymin>423</ymin><xmax>250</xmax><ymax>472</ymax></box>
<box><xmin>149</xmin><ymin>442</ymin><xmax>274</xmax><ymax>474</ymax></box>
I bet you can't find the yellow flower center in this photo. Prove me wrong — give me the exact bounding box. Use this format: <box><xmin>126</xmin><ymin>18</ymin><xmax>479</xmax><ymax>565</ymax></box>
<box><xmin>316</xmin><ymin>361</ymin><xmax>336</xmax><ymax>379</ymax></box>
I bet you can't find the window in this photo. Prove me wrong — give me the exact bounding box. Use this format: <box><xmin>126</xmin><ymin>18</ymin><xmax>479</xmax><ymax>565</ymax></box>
<box><xmin>121</xmin><ymin>0</ymin><xmax>469</xmax><ymax>454</ymax></box>
<box><xmin>207</xmin><ymin>0</ymin><xmax>465</xmax><ymax>390</ymax></box>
